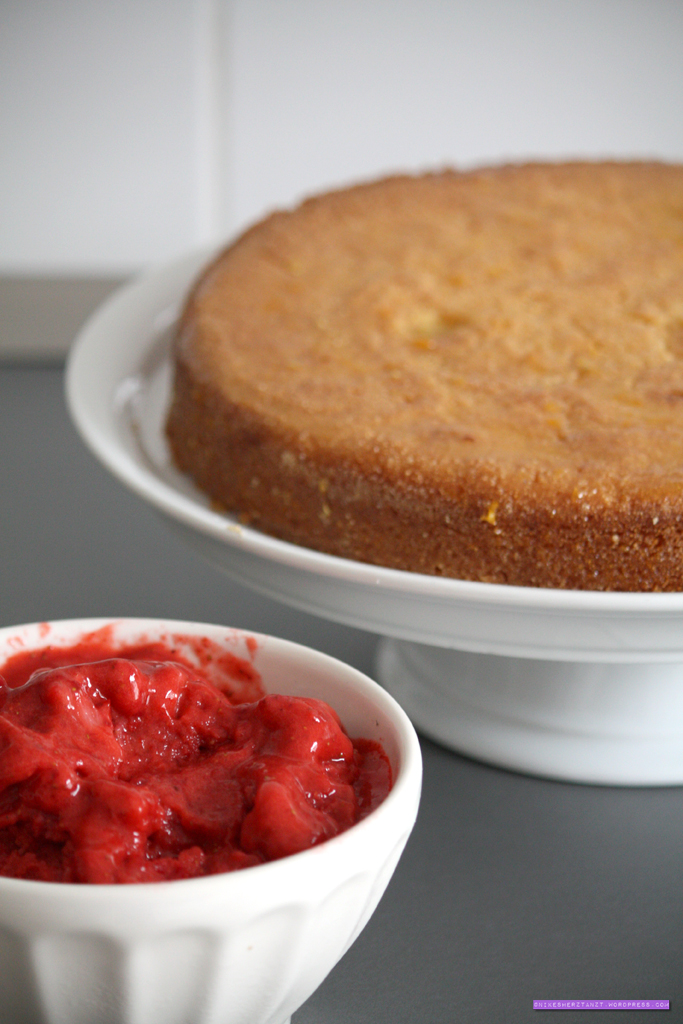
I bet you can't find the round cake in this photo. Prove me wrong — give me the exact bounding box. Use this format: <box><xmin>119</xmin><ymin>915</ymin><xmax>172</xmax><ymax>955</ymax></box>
<box><xmin>166</xmin><ymin>161</ymin><xmax>683</xmax><ymax>591</ymax></box>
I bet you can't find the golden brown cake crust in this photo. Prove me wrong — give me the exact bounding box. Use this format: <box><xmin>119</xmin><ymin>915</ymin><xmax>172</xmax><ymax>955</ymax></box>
<box><xmin>166</xmin><ymin>162</ymin><xmax>683</xmax><ymax>591</ymax></box>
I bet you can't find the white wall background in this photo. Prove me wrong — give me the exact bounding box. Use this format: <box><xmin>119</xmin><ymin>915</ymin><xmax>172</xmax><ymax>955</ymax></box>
<box><xmin>1</xmin><ymin>0</ymin><xmax>683</xmax><ymax>276</ymax></box>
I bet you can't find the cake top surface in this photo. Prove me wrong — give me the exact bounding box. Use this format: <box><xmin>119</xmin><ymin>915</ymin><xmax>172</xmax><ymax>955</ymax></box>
<box><xmin>178</xmin><ymin>162</ymin><xmax>683</xmax><ymax>499</ymax></box>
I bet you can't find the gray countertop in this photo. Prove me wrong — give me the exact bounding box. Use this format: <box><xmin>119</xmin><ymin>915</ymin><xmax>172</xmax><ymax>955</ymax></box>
<box><xmin>1</xmin><ymin>363</ymin><xmax>681</xmax><ymax>1024</ymax></box>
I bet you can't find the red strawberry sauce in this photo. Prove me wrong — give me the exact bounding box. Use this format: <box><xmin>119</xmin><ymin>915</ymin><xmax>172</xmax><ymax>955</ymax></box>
<box><xmin>0</xmin><ymin>627</ymin><xmax>391</xmax><ymax>883</ymax></box>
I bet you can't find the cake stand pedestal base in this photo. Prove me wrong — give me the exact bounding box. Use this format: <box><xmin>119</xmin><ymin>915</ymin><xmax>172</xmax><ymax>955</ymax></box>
<box><xmin>376</xmin><ymin>638</ymin><xmax>683</xmax><ymax>786</ymax></box>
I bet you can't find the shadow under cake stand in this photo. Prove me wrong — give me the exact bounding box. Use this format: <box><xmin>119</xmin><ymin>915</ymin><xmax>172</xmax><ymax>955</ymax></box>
<box><xmin>65</xmin><ymin>251</ymin><xmax>683</xmax><ymax>787</ymax></box>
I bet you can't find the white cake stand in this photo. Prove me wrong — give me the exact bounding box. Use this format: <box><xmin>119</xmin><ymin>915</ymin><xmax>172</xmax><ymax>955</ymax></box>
<box><xmin>66</xmin><ymin>252</ymin><xmax>683</xmax><ymax>786</ymax></box>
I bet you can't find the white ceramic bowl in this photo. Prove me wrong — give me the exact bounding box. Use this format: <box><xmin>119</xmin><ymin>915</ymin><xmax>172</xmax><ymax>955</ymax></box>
<box><xmin>0</xmin><ymin>618</ymin><xmax>422</xmax><ymax>1024</ymax></box>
